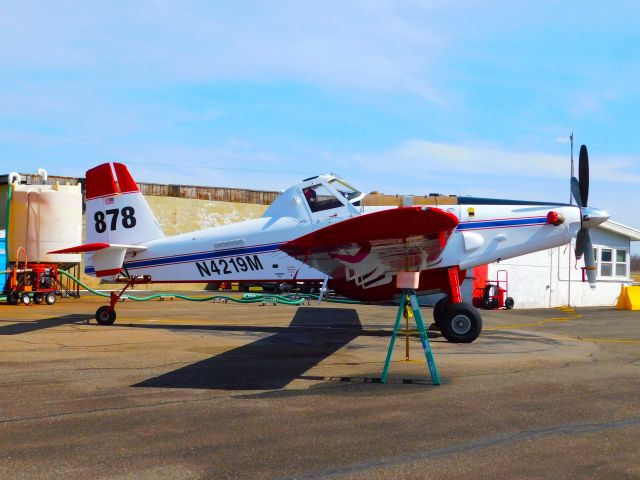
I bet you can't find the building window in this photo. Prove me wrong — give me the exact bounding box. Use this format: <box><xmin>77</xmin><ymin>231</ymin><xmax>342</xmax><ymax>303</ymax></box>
<box><xmin>595</xmin><ymin>246</ymin><xmax>629</xmax><ymax>279</ymax></box>
<box><xmin>616</xmin><ymin>250</ymin><xmax>627</xmax><ymax>276</ymax></box>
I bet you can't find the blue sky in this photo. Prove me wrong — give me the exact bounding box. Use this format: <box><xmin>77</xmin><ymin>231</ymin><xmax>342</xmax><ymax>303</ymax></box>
<box><xmin>1</xmin><ymin>1</ymin><xmax>639</xmax><ymax>249</ymax></box>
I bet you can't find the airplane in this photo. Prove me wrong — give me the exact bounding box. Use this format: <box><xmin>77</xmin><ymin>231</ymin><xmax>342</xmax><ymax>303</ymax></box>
<box><xmin>50</xmin><ymin>145</ymin><xmax>608</xmax><ymax>343</ymax></box>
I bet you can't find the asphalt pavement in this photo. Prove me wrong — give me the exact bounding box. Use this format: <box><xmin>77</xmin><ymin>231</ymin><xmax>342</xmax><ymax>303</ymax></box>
<box><xmin>0</xmin><ymin>296</ymin><xmax>638</xmax><ymax>479</ymax></box>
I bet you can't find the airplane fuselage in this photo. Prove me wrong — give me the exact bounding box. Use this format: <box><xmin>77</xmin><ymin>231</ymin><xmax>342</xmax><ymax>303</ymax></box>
<box><xmin>86</xmin><ymin>196</ymin><xmax>583</xmax><ymax>299</ymax></box>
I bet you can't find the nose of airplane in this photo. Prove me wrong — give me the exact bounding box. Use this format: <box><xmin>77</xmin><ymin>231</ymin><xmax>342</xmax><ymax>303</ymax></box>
<box><xmin>581</xmin><ymin>206</ymin><xmax>610</xmax><ymax>229</ymax></box>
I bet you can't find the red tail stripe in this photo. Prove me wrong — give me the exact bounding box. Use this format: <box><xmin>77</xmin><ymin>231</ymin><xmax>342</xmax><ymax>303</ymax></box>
<box><xmin>113</xmin><ymin>163</ymin><xmax>139</xmax><ymax>194</ymax></box>
<box><xmin>86</xmin><ymin>164</ymin><xmax>118</xmax><ymax>200</ymax></box>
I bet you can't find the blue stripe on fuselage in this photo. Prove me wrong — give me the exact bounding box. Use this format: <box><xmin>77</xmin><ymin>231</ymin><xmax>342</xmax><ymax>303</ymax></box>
<box><xmin>456</xmin><ymin>217</ymin><xmax>547</xmax><ymax>231</ymax></box>
<box><xmin>84</xmin><ymin>242</ymin><xmax>283</xmax><ymax>275</ymax></box>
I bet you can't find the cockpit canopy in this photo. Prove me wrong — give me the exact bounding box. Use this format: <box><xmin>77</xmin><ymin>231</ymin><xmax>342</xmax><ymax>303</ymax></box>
<box><xmin>263</xmin><ymin>174</ymin><xmax>365</xmax><ymax>220</ymax></box>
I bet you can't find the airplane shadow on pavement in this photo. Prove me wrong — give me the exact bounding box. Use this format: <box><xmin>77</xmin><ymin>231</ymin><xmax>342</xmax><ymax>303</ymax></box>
<box><xmin>0</xmin><ymin>314</ymin><xmax>91</xmax><ymax>335</ymax></box>
<box><xmin>133</xmin><ymin>307</ymin><xmax>365</xmax><ymax>390</ymax></box>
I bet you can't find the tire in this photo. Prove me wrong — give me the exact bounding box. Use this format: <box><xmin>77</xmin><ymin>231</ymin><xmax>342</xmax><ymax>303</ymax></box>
<box><xmin>95</xmin><ymin>306</ymin><xmax>116</xmax><ymax>325</ymax></box>
<box><xmin>22</xmin><ymin>295</ymin><xmax>31</xmax><ymax>305</ymax></box>
<box><xmin>505</xmin><ymin>297</ymin><xmax>515</xmax><ymax>310</ymax></box>
<box><xmin>433</xmin><ymin>297</ymin><xmax>448</xmax><ymax>326</ymax></box>
<box><xmin>440</xmin><ymin>302</ymin><xmax>482</xmax><ymax>343</ymax></box>
<box><xmin>7</xmin><ymin>292</ymin><xmax>19</xmax><ymax>305</ymax></box>
<box><xmin>45</xmin><ymin>293</ymin><xmax>57</xmax><ymax>305</ymax></box>
<box><xmin>33</xmin><ymin>293</ymin><xmax>44</xmax><ymax>304</ymax></box>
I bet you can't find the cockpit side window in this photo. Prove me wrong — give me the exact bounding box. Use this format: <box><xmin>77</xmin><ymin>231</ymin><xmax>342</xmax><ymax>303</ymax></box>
<box><xmin>329</xmin><ymin>179</ymin><xmax>362</xmax><ymax>205</ymax></box>
<box><xmin>303</xmin><ymin>184</ymin><xmax>345</xmax><ymax>213</ymax></box>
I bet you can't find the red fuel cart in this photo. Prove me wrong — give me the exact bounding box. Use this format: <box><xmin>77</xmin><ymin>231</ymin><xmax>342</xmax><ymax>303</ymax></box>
<box><xmin>473</xmin><ymin>269</ymin><xmax>514</xmax><ymax>310</ymax></box>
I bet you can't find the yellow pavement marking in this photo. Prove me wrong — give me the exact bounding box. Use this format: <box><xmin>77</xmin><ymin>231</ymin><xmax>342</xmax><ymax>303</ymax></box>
<box><xmin>481</xmin><ymin>308</ymin><xmax>640</xmax><ymax>345</ymax></box>
<box><xmin>484</xmin><ymin>314</ymin><xmax>583</xmax><ymax>331</ymax></box>
<box><xmin>581</xmin><ymin>338</ymin><xmax>640</xmax><ymax>344</ymax></box>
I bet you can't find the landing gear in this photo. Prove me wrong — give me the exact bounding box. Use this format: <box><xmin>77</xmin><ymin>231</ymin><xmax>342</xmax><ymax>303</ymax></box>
<box><xmin>93</xmin><ymin>275</ymin><xmax>150</xmax><ymax>326</ymax></box>
<box><xmin>95</xmin><ymin>305</ymin><xmax>116</xmax><ymax>325</ymax></box>
<box><xmin>431</xmin><ymin>266</ymin><xmax>483</xmax><ymax>343</ymax></box>
<box><xmin>437</xmin><ymin>302</ymin><xmax>482</xmax><ymax>343</ymax></box>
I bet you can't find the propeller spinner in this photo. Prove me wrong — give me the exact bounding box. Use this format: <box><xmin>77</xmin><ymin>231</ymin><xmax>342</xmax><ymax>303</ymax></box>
<box><xmin>571</xmin><ymin>145</ymin><xmax>609</xmax><ymax>288</ymax></box>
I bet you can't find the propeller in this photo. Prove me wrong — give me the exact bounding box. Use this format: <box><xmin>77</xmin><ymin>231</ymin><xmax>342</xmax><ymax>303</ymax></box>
<box><xmin>571</xmin><ymin>145</ymin><xmax>598</xmax><ymax>288</ymax></box>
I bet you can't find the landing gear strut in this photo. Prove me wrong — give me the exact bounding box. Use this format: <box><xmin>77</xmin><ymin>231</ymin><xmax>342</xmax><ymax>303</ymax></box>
<box><xmin>94</xmin><ymin>276</ymin><xmax>150</xmax><ymax>325</ymax></box>
<box><xmin>432</xmin><ymin>267</ymin><xmax>483</xmax><ymax>343</ymax></box>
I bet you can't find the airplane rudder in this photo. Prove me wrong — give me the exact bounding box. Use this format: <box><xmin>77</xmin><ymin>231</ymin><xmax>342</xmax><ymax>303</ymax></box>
<box><xmin>85</xmin><ymin>163</ymin><xmax>164</xmax><ymax>245</ymax></box>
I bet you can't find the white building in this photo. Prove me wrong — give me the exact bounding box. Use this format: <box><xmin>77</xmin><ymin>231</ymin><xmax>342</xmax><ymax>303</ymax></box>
<box><xmin>484</xmin><ymin>220</ymin><xmax>640</xmax><ymax>308</ymax></box>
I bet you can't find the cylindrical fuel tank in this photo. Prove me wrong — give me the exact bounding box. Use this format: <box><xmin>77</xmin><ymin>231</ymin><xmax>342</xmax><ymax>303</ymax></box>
<box><xmin>7</xmin><ymin>183</ymin><xmax>82</xmax><ymax>263</ymax></box>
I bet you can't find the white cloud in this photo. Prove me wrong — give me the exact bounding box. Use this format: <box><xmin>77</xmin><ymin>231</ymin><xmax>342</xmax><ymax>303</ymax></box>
<box><xmin>348</xmin><ymin>140</ymin><xmax>640</xmax><ymax>184</ymax></box>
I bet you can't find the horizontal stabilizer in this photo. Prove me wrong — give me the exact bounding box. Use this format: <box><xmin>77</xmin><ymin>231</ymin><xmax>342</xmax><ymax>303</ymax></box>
<box><xmin>49</xmin><ymin>243</ymin><xmax>147</xmax><ymax>277</ymax></box>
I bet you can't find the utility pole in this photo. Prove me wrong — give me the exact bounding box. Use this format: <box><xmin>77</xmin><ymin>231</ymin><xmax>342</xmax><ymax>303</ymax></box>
<box><xmin>568</xmin><ymin>133</ymin><xmax>574</xmax><ymax>307</ymax></box>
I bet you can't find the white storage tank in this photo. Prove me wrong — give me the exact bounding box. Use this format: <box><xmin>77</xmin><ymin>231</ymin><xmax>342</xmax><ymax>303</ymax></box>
<box><xmin>7</xmin><ymin>182</ymin><xmax>82</xmax><ymax>263</ymax></box>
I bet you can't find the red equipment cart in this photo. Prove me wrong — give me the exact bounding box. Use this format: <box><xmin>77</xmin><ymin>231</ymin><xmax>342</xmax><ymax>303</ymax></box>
<box><xmin>5</xmin><ymin>248</ymin><xmax>59</xmax><ymax>305</ymax></box>
<box><xmin>473</xmin><ymin>269</ymin><xmax>514</xmax><ymax>310</ymax></box>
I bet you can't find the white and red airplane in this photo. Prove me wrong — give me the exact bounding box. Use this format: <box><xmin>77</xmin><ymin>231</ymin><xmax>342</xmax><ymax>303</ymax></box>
<box><xmin>51</xmin><ymin>145</ymin><xmax>608</xmax><ymax>343</ymax></box>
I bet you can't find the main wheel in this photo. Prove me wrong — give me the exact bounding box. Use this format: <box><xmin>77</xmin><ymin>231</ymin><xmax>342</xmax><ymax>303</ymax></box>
<box><xmin>95</xmin><ymin>306</ymin><xmax>116</xmax><ymax>325</ymax></box>
<box><xmin>33</xmin><ymin>293</ymin><xmax>44</xmax><ymax>304</ymax></box>
<box><xmin>45</xmin><ymin>293</ymin><xmax>57</xmax><ymax>305</ymax></box>
<box><xmin>432</xmin><ymin>297</ymin><xmax>448</xmax><ymax>325</ymax></box>
<box><xmin>7</xmin><ymin>292</ymin><xmax>19</xmax><ymax>305</ymax></box>
<box><xmin>439</xmin><ymin>302</ymin><xmax>482</xmax><ymax>343</ymax></box>
<box><xmin>504</xmin><ymin>297</ymin><xmax>515</xmax><ymax>310</ymax></box>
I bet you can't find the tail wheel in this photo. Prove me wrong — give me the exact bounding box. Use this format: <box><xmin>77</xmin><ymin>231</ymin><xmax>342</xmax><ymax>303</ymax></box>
<box><xmin>96</xmin><ymin>306</ymin><xmax>117</xmax><ymax>325</ymax></box>
<box><xmin>440</xmin><ymin>302</ymin><xmax>482</xmax><ymax>343</ymax></box>
<box><xmin>45</xmin><ymin>293</ymin><xmax>57</xmax><ymax>305</ymax></box>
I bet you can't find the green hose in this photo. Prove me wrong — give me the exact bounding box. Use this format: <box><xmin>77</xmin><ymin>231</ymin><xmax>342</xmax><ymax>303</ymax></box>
<box><xmin>57</xmin><ymin>269</ymin><xmax>307</xmax><ymax>305</ymax></box>
<box><xmin>56</xmin><ymin>269</ymin><xmax>364</xmax><ymax>305</ymax></box>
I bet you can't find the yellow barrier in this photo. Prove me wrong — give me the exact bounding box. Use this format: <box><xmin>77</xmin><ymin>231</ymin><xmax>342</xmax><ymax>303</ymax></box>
<box><xmin>616</xmin><ymin>286</ymin><xmax>640</xmax><ymax>311</ymax></box>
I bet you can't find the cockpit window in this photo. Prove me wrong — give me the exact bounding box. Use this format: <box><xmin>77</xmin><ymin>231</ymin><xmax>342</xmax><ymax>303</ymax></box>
<box><xmin>303</xmin><ymin>184</ymin><xmax>345</xmax><ymax>212</ymax></box>
<box><xmin>329</xmin><ymin>178</ymin><xmax>361</xmax><ymax>203</ymax></box>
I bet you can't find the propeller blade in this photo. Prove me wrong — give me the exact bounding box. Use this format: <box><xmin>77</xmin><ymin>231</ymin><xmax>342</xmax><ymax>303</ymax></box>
<box><xmin>570</xmin><ymin>177</ymin><xmax>584</xmax><ymax>207</ymax></box>
<box><xmin>575</xmin><ymin>228</ymin><xmax>585</xmax><ymax>259</ymax></box>
<box><xmin>579</xmin><ymin>145</ymin><xmax>589</xmax><ymax>207</ymax></box>
<box><xmin>583</xmin><ymin>229</ymin><xmax>596</xmax><ymax>289</ymax></box>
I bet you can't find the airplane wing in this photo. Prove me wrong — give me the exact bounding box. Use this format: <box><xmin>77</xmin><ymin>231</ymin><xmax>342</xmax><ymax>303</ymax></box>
<box><xmin>280</xmin><ymin>206</ymin><xmax>458</xmax><ymax>289</ymax></box>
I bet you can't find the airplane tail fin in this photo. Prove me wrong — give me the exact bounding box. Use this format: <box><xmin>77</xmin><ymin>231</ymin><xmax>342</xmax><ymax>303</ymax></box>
<box><xmin>85</xmin><ymin>163</ymin><xmax>164</xmax><ymax>246</ymax></box>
